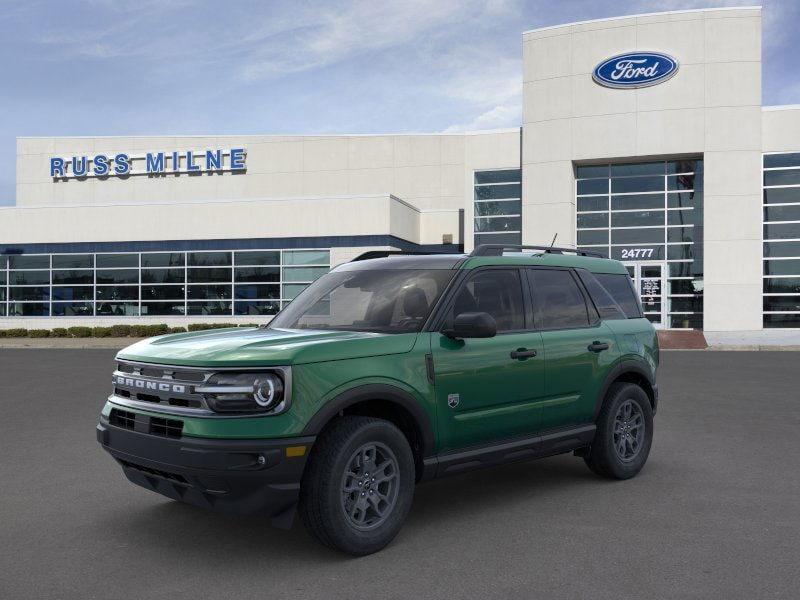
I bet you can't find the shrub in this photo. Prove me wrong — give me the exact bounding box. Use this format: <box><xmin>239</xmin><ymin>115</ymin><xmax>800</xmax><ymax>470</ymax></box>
<box><xmin>91</xmin><ymin>327</ymin><xmax>113</xmax><ymax>338</ymax></box>
<box><xmin>130</xmin><ymin>324</ymin><xmax>169</xmax><ymax>337</ymax></box>
<box><xmin>27</xmin><ymin>329</ymin><xmax>51</xmax><ymax>338</ymax></box>
<box><xmin>67</xmin><ymin>326</ymin><xmax>93</xmax><ymax>338</ymax></box>
<box><xmin>51</xmin><ymin>328</ymin><xmax>69</xmax><ymax>337</ymax></box>
<box><xmin>188</xmin><ymin>323</ymin><xmax>237</xmax><ymax>331</ymax></box>
<box><xmin>3</xmin><ymin>328</ymin><xmax>28</xmax><ymax>338</ymax></box>
<box><xmin>167</xmin><ymin>326</ymin><xmax>187</xmax><ymax>334</ymax></box>
<box><xmin>109</xmin><ymin>324</ymin><xmax>132</xmax><ymax>337</ymax></box>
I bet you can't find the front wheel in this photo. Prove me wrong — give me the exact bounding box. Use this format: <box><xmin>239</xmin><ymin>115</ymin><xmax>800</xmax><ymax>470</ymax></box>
<box><xmin>298</xmin><ymin>416</ymin><xmax>415</xmax><ymax>555</ymax></box>
<box><xmin>584</xmin><ymin>382</ymin><xmax>654</xmax><ymax>479</ymax></box>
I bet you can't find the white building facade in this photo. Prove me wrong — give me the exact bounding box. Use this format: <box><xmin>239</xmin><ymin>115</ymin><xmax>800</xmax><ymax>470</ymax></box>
<box><xmin>2</xmin><ymin>6</ymin><xmax>799</xmax><ymax>334</ymax></box>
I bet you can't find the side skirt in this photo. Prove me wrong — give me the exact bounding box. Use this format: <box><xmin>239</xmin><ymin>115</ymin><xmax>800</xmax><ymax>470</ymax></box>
<box><xmin>421</xmin><ymin>424</ymin><xmax>596</xmax><ymax>480</ymax></box>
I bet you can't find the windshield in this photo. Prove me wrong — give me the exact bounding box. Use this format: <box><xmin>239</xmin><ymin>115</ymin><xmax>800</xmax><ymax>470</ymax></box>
<box><xmin>269</xmin><ymin>269</ymin><xmax>456</xmax><ymax>334</ymax></box>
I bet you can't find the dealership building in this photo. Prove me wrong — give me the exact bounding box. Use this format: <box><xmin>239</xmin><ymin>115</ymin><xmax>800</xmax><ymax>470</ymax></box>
<box><xmin>2</xmin><ymin>6</ymin><xmax>799</xmax><ymax>336</ymax></box>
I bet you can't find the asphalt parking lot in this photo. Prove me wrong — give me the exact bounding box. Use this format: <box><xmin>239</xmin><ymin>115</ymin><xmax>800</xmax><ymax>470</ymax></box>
<box><xmin>1</xmin><ymin>350</ymin><xmax>798</xmax><ymax>600</ymax></box>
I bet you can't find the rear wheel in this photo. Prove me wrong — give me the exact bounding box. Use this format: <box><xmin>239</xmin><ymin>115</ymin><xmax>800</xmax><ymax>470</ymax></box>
<box><xmin>299</xmin><ymin>416</ymin><xmax>415</xmax><ymax>555</ymax></box>
<box><xmin>584</xmin><ymin>382</ymin><xmax>653</xmax><ymax>479</ymax></box>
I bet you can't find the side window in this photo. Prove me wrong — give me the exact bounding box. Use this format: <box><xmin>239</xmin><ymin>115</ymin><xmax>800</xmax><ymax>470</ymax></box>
<box><xmin>448</xmin><ymin>269</ymin><xmax>525</xmax><ymax>332</ymax></box>
<box><xmin>529</xmin><ymin>269</ymin><xmax>590</xmax><ymax>329</ymax></box>
<box><xmin>576</xmin><ymin>269</ymin><xmax>626</xmax><ymax>320</ymax></box>
<box><xmin>594</xmin><ymin>273</ymin><xmax>643</xmax><ymax>318</ymax></box>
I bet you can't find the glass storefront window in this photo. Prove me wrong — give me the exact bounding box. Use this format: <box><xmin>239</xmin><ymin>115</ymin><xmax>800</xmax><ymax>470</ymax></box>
<box><xmin>283</xmin><ymin>250</ymin><xmax>330</xmax><ymax>265</ymax></box>
<box><xmin>764</xmin><ymin>153</ymin><xmax>800</xmax><ymax>328</ymax></box>
<box><xmin>52</xmin><ymin>270</ymin><xmax>93</xmax><ymax>285</ymax></box>
<box><xmin>9</xmin><ymin>255</ymin><xmax>49</xmax><ymax>269</ymax></box>
<box><xmin>0</xmin><ymin>248</ymin><xmax>330</xmax><ymax>319</ymax></box>
<box><xmin>53</xmin><ymin>287</ymin><xmax>94</xmax><ymax>301</ymax></box>
<box><xmin>52</xmin><ymin>302</ymin><xmax>94</xmax><ymax>316</ymax></box>
<box><xmin>235</xmin><ymin>301</ymin><xmax>281</xmax><ymax>316</ymax></box>
<box><xmin>187</xmin><ymin>252</ymin><xmax>232</xmax><ymax>267</ymax></box>
<box><xmin>474</xmin><ymin>170</ymin><xmax>521</xmax><ymax>247</ymax></box>
<box><xmin>9</xmin><ymin>271</ymin><xmax>50</xmax><ymax>285</ymax></box>
<box><xmin>577</xmin><ymin>158</ymin><xmax>704</xmax><ymax>329</ymax></box>
<box><xmin>52</xmin><ymin>254</ymin><xmax>94</xmax><ymax>269</ymax></box>
<box><xmin>141</xmin><ymin>253</ymin><xmax>185</xmax><ymax>268</ymax></box>
<box><xmin>96</xmin><ymin>254</ymin><xmax>137</xmax><ymax>268</ymax></box>
<box><xmin>187</xmin><ymin>285</ymin><xmax>232</xmax><ymax>300</ymax></box>
<box><xmin>96</xmin><ymin>269</ymin><xmax>138</xmax><ymax>284</ymax></box>
<box><xmin>234</xmin><ymin>251</ymin><xmax>280</xmax><ymax>266</ymax></box>
<box><xmin>141</xmin><ymin>268</ymin><xmax>184</xmax><ymax>284</ymax></box>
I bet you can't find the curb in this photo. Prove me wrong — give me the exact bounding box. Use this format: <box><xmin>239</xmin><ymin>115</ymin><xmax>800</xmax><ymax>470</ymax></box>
<box><xmin>0</xmin><ymin>338</ymin><xmax>143</xmax><ymax>349</ymax></box>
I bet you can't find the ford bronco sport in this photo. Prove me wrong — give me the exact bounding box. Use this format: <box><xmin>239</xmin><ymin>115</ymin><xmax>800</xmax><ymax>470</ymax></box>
<box><xmin>97</xmin><ymin>244</ymin><xmax>658</xmax><ymax>555</ymax></box>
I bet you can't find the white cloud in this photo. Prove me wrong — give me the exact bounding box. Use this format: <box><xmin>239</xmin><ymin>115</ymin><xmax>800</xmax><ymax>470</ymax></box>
<box><xmin>442</xmin><ymin>102</ymin><xmax>521</xmax><ymax>132</ymax></box>
<box><xmin>236</xmin><ymin>0</ymin><xmax>474</xmax><ymax>81</ymax></box>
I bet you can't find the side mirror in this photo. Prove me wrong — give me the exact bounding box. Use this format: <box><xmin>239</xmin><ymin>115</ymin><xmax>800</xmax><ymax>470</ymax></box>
<box><xmin>443</xmin><ymin>312</ymin><xmax>497</xmax><ymax>339</ymax></box>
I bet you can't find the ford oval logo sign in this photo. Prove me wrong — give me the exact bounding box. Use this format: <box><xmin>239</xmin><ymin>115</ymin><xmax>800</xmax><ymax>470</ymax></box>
<box><xmin>593</xmin><ymin>52</ymin><xmax>679</xmax><ymax>89</ymax></box>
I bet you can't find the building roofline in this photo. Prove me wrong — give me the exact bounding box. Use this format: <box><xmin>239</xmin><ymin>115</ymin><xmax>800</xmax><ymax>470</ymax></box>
<box><xmin>763</xmin><ymin>104</ymin><xmax>800</xmax><ymax>112</ymax></box>
<box><xmin>522</xmin><ymin>5</ymin><xmax>761</xmax><ymax>36</ymax></box>
<box><xmin>16</xmin><ymin>128</ymin><xmax>520</xmax><ymax>141</ymax></box>
<box><xmin>0</xmin><ymin>193</ymin><xmax>415</xmax><ymax>212</ymax></box>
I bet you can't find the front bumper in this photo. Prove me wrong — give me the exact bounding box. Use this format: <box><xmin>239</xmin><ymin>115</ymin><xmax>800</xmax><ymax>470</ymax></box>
<box><xmin>97</xmin><ymin>415</ymin><xmax>314</xmax><ymax>528</ymax></box>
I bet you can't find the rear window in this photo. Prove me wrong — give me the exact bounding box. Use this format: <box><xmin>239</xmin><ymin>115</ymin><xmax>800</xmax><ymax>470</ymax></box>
<box><xmin>588</xmin><ymin>272</ymin><xmax>643</xmax><ymax>319</ymax></box>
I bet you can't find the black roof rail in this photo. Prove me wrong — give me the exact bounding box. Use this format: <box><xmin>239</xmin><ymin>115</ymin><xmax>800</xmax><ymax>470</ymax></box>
<box><xmin>470</xmin><ymin>244</ymin><xmax>604</xmax><ymax>258</ymax></box>
<box><xmin>350</xmin><ymin>250</ymin><xmax>453</xmax><ymax>262</ymax></box>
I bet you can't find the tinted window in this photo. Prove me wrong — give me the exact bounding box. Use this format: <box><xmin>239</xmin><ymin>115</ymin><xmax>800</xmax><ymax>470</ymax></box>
<box><xmin>530</xmin><ymin>269</ymin><xmax>589</xmax><ymax>329</ymax></box>
<box><xmin>448</xmin><ymin>269</ymin><xmax>525</xmax><ymax>332</ymax></box>
<box><xmin>576</xmin><ymin>270</ymin><xmax>626</xmax><ymax>320</ymax></box>
<box><xmin>96</xmin><ymin>254</ymin><xmax>137</xmax><ymax>268</ymax></box>
<box><xmin>594</xmin><ymin>273</ymin><xmax>642</xmax><ymax>318</ymax></box>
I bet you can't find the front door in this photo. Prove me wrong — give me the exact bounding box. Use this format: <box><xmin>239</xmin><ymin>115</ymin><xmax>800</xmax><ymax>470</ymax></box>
<box><xmin>624</xmin><ymin>261</ymin><xmax>666</xmax><ymax>329</ymax></box>
<box><xmin>431</xmin><ymin>268</ymin><xmax>545</xmax><ymax>452</ymax></box>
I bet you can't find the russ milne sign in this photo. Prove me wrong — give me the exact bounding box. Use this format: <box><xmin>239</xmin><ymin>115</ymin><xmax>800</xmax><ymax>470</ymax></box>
<box><xmin>592</xmin><ymin>52</ymin><xmax>678</xmax><ymax>89</ymax></box>
<box><xmin>50</xmin><ymin>148</ymin><xmax>246</xmax><ymax>179</ymax></box>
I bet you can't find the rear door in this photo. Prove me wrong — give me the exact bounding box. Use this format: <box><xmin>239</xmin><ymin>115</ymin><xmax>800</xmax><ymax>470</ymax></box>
<box><xmin>526</xmin><ymin>267</ymin><xmax>618</xmax><ymax>431</ymax></box>
<box><xmin>431</xmin><ymin>267</ymin><xmax>545</xmax><ymax>452</ymax></box>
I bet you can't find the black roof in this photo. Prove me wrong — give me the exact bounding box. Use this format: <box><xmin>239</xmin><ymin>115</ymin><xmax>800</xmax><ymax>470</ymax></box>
<box><xmin>337</xmin><ymin>254</ymin><xmax>466</xmax><ymax>271</ymax></box>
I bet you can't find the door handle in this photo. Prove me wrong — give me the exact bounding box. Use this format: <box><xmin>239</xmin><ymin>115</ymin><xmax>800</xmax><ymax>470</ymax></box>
<box><xmin>588</xmin><ymin>341</ymin><xmax>609</xmax><ymax>352</ymax></box>
<box><xmin>510</xmin><ymin>348</ymin><xmax>537</xmax><ymax>360</ymax></box>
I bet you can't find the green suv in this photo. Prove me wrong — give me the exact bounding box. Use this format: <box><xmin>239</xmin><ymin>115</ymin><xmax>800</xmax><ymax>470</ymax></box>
<box><xmin>97</xmin><ymin>244</ymin><xmax>658</xmax><ymax>555</ymax></box>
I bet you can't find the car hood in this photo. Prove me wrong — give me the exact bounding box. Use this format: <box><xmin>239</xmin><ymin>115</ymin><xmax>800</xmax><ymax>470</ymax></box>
<box><xmin>116</xmin><ymin>327</ymin><xmax>419</xmax><ymax>367</ymax></box>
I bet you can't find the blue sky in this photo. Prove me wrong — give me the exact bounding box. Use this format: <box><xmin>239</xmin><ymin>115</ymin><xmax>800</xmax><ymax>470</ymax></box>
<box><xmin>1</xmin><ymin>0</ymin><xmax>798</xmax><ymax>206</ymax></box>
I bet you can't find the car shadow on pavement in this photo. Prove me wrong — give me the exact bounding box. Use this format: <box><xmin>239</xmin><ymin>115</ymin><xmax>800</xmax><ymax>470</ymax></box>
<box><xmin>97</xmin><ymin>453</ymin><xmax>610</xmax><ymax>562</ymax></box>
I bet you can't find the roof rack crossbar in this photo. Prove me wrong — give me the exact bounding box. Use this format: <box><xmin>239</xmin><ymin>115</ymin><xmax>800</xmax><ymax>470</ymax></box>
<box><xmin>350</xmin><ymin>250</ymin><xmax>451</xmax><ymax>262</ymax></box>
<box><xmin>469</xmin><ymin>244</ymin><xmax>604</xmax><ymax>258</ymax></box>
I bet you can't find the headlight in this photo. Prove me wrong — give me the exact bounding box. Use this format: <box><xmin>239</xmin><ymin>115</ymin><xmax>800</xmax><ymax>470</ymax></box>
<box><xmin>197</xmin><ymin>372</ymin><xmax>286</xmax><ymax>414</ymax></box>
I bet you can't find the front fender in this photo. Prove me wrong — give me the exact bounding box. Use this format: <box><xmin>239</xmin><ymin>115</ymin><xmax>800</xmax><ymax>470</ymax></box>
<box><xmin>301</xmin><ymin>381</ymin><xmax>436</xmax><ymax>456</ymax></box>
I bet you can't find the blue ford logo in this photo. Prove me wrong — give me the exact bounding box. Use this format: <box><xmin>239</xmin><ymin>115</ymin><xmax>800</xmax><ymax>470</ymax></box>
<box><xmin>592</xmin><ymin>52</ymin><xmax>678</xmax><ymax>89</ymax></box>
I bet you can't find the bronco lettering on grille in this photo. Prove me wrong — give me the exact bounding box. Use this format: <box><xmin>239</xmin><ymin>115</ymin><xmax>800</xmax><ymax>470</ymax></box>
<box><xmin>113</xmin><ymin>376</ymin><xmax>186</xmax><ymax>394</ymax></box>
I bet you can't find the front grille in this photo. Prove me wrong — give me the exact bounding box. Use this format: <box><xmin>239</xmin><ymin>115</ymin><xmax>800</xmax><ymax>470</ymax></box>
<box><xmin>107</xmin><ymin>407</ymin><xmax>184</xmax><ymax>439</ymax></box>
<box><xmin>149</xmin><ymin>417</ymin><xmax>183</xmax><ymax>439</ymax></box>
<box><xmin>109</xmin><ymin>408</ymin><xmax>135</xmax><ymax>430</ymax></box>
<box><xmin>119</xmin><ymin>459</ymin><xmax>188</xmax><ymax>484</ymax></box>
<box><xmin>112</xmin><ymin>360</ymin><xmax>212</xmax><ymax>413</ymax></box>
<box><xmin>119</xmin><ymin>361</ymin><xmax>205</xmax><ymax>382</ymax></box>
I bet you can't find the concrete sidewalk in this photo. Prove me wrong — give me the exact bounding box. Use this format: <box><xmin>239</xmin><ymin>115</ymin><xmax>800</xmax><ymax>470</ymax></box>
<box><xmin>705</xmin><ymin>330</ymin><xmax>800</xmax><ymax>351</ymax></box>
<box><xmin>0</xmin><ymin>337</ymin><xmax>142</xmax><ymax>349</ymax></box>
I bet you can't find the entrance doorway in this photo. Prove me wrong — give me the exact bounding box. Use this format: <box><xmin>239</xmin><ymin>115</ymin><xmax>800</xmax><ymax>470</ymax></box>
<box><xmin>624</xmin><ymin>262</ymin><xmax>666</xmax><ymax>329</ymax></box>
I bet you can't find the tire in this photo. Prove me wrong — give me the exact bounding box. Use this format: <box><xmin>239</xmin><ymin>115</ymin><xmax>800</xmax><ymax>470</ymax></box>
<box><xmin>584</xmin><ymin>382</ymin><xmax>654</xmax><ymax>480</ymax></box>
<box><xmin>298</xmin><ymin>416</ymin><xmax>415</xmax><ymax>555</ymax></box>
